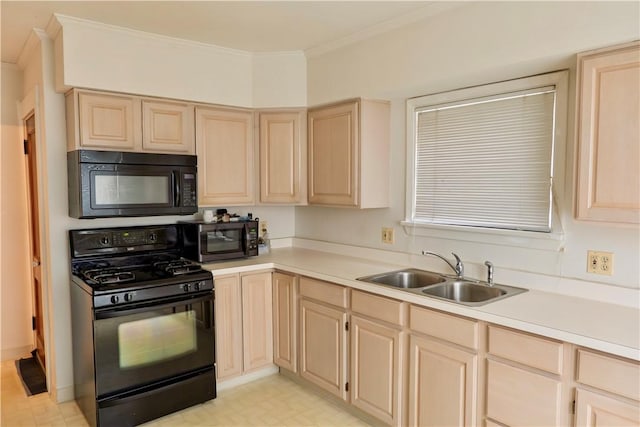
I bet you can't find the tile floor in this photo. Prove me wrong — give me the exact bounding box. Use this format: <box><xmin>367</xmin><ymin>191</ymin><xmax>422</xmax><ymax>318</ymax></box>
<box><xmin>1</xmin><ymin>359</ymin><xmax>371</xmax><ymax>426</ymax></box>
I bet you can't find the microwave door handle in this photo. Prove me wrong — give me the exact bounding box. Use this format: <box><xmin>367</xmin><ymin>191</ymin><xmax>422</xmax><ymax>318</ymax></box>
<box><xmin>173</xmin><ymin>171</ymin><xmax>181</xmax><ymax>207</ymax></box>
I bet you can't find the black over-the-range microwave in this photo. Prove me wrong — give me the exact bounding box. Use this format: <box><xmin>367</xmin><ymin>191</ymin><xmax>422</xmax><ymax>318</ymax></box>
<box><xmin>67</xmin><ymin>150</ymin><xmax>198</xmax><ymax>218</ymax></box>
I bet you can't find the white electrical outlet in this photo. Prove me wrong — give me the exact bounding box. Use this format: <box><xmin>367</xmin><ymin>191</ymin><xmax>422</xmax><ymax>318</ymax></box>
<box><xmin>587</xmin><ymin>250</ymin><xmax>614</xmax><ymax>275</ymax></box>
<box><xmin>382</xmin><ymin>227</ymin><xmax>394</xmax><ymax>244</ymax></box>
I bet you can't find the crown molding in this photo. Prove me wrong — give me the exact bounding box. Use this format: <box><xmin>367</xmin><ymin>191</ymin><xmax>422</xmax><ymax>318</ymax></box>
<box><xmin>17</xmin><ymin>28</ymin><xmax>49</xmax><ymax>70</ymax></box>
<box><xmin>304</xmin><ymin>2</ymin><xmax>464</xmax><ymax>58</ymax></box>
<box><xmin>46</xmin><ymin>13</ymin><xmax>63</xmax><ymax>39</ymax></box>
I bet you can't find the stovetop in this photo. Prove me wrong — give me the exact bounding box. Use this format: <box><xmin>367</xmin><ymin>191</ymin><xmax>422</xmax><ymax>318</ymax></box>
<box><xmin>69</xmin><ymin>225</ymin><xmax>214</xmax><ymax>308</ymax></box>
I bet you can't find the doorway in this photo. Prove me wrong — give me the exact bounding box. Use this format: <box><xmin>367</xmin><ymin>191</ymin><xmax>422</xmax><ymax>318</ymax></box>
<box><xmin>24</xmin><ymin>113</ymin><xmax>45</xmax><ymax>370</ymax></box>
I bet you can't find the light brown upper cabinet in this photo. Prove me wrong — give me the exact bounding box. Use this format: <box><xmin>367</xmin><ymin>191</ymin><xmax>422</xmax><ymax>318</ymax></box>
<box><xmin>142</xmin><ymin>100</ymin><xmax>194</xmax><ymax>154</ymax></box>
<box><xmin>258</xmin><ymin>110</ymin><xmax>307</xmax><ymax>205</ymax></box>
<box><xmin>196</xmin><ymin>106</ymin><xmax>254</xmax><ymax>206</ymax></box>
<box><xmin>66</xmin><ymin>89</ymin><xmax>141</xmax><ymax>151</ymax></box>
<box><xmin>575</xmin><ymin>41</ymin><xmax>640</xmax><ymax>224</ymax></box>
<box><xmin>307</xmin><ymin>98</ymin><xmax>390</xmax><ymax>208</ymax></box>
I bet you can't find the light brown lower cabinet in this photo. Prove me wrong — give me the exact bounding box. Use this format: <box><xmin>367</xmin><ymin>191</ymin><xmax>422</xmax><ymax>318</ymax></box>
<box><xmin>574</xmin><ymin>389</ymin><xmax>640</xmax><ymax>426</ymax></box>
<box><xmin>408</xmin><ymin>335</ymin><xmax>477</xmax><ymax>427</ymax></box>
<box><xmin>298</xmin><ymin>276</ymin><xmax>349</xmax><ymax>399</ymax></box>
<box><xmin>214</xmin><ymin>272</ymin><xmax>273</xmax><ymax>382</ymax></box>
<box><xmin>272</xmin><ymin>272</ymin><xmax>297</xmax><ymax>372</ymax></box>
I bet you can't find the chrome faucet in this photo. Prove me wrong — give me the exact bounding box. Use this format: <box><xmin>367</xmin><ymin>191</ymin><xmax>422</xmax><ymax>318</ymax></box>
<box><xmin>484</xmin><ymin>261</ymin><xmax>494</xmax><ymax>286</ymax></box>
<box><xmin>422</xmin><ymin>251</ymin><xmax>464</xmax><ymax>278</ymax></box>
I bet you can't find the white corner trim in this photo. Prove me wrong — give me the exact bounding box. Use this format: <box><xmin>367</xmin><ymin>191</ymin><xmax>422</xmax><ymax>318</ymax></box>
<box><xmin>16</xmin><ymin>29</ymin><xmax>49</xmax><ymax>70</ymax></box>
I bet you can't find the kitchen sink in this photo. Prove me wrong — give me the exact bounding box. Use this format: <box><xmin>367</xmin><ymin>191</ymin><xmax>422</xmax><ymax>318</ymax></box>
<box><xmin>357</xmin><ymin>269</ymin><xmax>527</xmax><ymax>306</ymax></box>
<box><xmin>357</xmin><ymin>268</ymin><xmax>447</xmax><ymax>289</ymax></box>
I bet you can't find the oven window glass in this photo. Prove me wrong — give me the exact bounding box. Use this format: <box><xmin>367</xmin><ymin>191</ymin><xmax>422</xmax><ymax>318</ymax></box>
<box><xmin>206</xmin><ymin>230</ymin><xmax>242</xmax><ymax>253</ymax></box>
<box><xmin>118</xmin><ymin>310</ymin><xmax>197</xmax><ymax>369</ymax></box>
<box><xmin>94</xmin><ymin>175</ymin><xmax>170</xmax><ymax>205</ymax></box>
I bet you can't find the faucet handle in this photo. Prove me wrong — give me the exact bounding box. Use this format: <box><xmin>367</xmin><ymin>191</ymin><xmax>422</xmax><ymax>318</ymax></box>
<box><xmin>484</xmin><ymin>261</ymin><xmax>494</xmax><ymax>285</ymax></box>
<box><xmin>451</xmin><ymin>252</ymin><xmax>463</xmax><ymax>278</ymax></box>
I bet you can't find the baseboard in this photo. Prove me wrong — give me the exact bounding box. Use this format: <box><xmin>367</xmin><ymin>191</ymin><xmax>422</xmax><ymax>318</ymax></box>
<box><xmin>55</xmin><ymin>384</ymin><xmax>75</xmax><ymax>403</ymax></box>
<box><xmin>216</xmin><ymin>365</ymin><xmax>279</xmax><ymax>392</ymax></box>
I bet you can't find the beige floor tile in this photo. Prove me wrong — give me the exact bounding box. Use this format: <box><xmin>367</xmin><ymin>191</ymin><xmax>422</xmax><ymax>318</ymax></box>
<box><xmin>2</xmin><ymin>358</ymin><xmax>371</xmax><ymax>426</ymax></box>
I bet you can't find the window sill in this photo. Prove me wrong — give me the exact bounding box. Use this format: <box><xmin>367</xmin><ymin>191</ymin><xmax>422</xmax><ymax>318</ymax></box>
<box><xmin>400</xmin><ymin>220</ymin><xmax>565</xmax><ymax>252</ymax></box>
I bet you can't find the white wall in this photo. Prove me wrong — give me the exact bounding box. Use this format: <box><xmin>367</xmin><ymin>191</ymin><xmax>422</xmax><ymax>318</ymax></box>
<box><xmin>300</xmin><ymin>1</ymin><xmax>640</xmax><ymax>289</ymax></box>
<box><xmin>252</xmin><ymin>52</ymin><xmax>307</xmax><ymax>107</ymax></box>
<box><xmin>1</xmin><ymin>63</ymin><xmax>33</xmax><ymax>361</ymax></box>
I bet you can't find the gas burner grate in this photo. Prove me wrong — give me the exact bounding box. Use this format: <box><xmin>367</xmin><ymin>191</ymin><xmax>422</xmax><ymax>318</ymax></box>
<box><xmin>83</xmin><ymin>269</ymin><xmax>136</xmax><ymax>285</ymax></box>
<box><xmin>153</xmin><ymin>259</ymin><xmax>202</xmax><ymax>276</ymax></box>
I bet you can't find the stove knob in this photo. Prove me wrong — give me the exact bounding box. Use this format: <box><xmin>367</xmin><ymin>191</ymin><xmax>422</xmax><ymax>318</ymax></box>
<box><xmin>183</xmin><ymin>283</ymin><xmax>191</xmax><ymax>292</ymax></box>
<box><xmin>149</xmin><ymin>233</ymin><xmax>157</xmax><ymax>243</ymax></box>
<box><xmin>194</xmin><ymin>282</ymin><xmax>201</xmax><ymax>291</ymax></box>
<box><xmin>100</xmin><ymin>236</ymin><xmax>110</xmax><ymax>246</ymax></box>
<box><xmin>124</xmin><ymin>293</ymin><xmax>133</xmax><ymax>302</ymax></box>
<box><xmin>111</xmin><ymin>295</ymin><xmax>120</xmax><ymax>304</ymax></box>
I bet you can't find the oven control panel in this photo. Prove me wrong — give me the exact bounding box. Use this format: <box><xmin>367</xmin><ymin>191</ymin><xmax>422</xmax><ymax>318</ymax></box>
<box><xmin>70</xmin><ymin>225</ymin><xmax>179</xmax><ymax>257</ymax></box>
<box><xmin>94</xmin><ymin>279</ymin><xmax>214</xmax><ymax>308</ymax></box>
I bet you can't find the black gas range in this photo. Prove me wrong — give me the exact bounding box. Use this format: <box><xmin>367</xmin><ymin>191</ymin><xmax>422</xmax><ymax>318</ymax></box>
<box><xmin>70</xmin><ymin>224</ymin><xmax>216</xmax><ymax>427</ymax></box>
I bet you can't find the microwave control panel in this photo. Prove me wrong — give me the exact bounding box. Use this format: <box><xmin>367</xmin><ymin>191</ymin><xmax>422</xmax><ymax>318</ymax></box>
<box><xmin>182</xmin><ymin>173</ymin><xmax>197</xmax><ymax>207</ymax></box>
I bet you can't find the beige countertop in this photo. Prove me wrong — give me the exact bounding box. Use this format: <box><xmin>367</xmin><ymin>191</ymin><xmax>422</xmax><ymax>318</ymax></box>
<box><xmin>203</xmin><ymin>247</ymin><xmax>640</xmax><ymax>361</ymax></box>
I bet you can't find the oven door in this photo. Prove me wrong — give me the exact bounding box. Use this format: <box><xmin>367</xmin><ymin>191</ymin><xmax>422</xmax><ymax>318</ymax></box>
<box><xmin>93</xmin><ymin>292</ymin><xmax>214</xmax><ymax>397</ymax></box>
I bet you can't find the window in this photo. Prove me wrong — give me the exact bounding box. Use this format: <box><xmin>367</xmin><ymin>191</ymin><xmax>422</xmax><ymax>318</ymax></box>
<box><xmin>406</xmin><ymin>71</ymin><xmax>568</xmax><ymax>236</ymax></box>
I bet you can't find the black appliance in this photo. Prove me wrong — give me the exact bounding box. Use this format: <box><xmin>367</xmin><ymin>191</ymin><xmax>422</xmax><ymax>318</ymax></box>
<box><xmin>180</xmin><ymin>220</ymin><xmax>259</xmax><ymax>263</ymax></box>
<box><xmin>67</xmin><ymin>150</ymin><xmax>198</xmax><ymax>218</ymax></box>
<box><xmin>69</xmin><ymin>224</ymin><xmax>216</xmax><ymax>427</ymax></box>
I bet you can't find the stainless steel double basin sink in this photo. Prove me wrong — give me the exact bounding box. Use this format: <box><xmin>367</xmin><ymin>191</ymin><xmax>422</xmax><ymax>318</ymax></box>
<box><xmin>356</xmin><ymin>268</ymin><xmax>526</xmax><ymax>306</ymax></box>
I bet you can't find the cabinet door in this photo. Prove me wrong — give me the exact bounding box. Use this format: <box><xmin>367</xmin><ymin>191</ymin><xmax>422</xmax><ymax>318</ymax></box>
<box><xmin>260</xmin><ymin>111</ymin><xmax>306</xmax><ymax>204</ymax></box>
<box><xmin>351</xmin><ymin>315</ymin><xmax>404</xmax><ymax>426</ymax></box>
<box><xmin>486</xmin><ymin>359</ymin><xmax>562</xmax><ymax>426</ymax></box>
<box><xmin>575</xmin><ymin>389</ymin><xmax>640</xmax><ymax>427</ymax></box>
<box><xmin>299</xmin><ymin>298</ymin><xmax>348</xmax><ymax>400</ymax></box>
<box><xmin>214</xmin><ymin>275</ymin><xmax>243</xmax><ymax>380</ymax></box>
<box><xmin>308</xmin><ymin>101</ymin><xmax>358</xmax><ymax>206</ymax></box>
<box><xmin>78</xmin><ymin>92</ymin><xmax>140</xmax><ymax>150</ymax></box>
<box><xmin>142</xmin><ymin>100</ymin><xmax>194</xmax><ymax>154</ymax></box>
<box><xmin>408</xmin><ymin>335</ymin><xmax>477</xmax><ymax>427</ymax></box>
<box><xmin>241</xmin><ymin>272</ymin><xmax>273</xmax><ymax>372</ymax></box>
<box><xmin>273</xmin><ymin>272</ymin><xmax>297</xmax><ymax>372</ymax></box>
<box><xmin>576</xmin><ymin>41</ymin><xmax>640</xmax><ymax>223</ymax></box>
<box><xmin>196</xmin><ymin>107</ymin><xmax>254</xmax><ymax>206</ymax></box>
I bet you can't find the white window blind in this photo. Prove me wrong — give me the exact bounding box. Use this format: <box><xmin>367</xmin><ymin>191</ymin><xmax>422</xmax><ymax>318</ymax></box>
<box><xmin>413</xmin><ymin>87</ymin><xmax>556</xmax><ymax>232</ymax></box>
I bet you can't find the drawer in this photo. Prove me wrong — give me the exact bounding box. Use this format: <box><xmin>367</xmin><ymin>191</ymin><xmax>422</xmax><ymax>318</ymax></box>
<box><xmin>488</xmin><ymin>325</ymin><xmax>563</xmax><ymax>375</ymax></box>
<box><xmin>351</xmin><ymin>290</ymin><xmax>405</xmax><ymax>326</ymax></box>
<box><xmin>486</xmin><ymin>359</ymin><xmax>562</xmax><ymax>427</ymax></box>
<box><xmin>576</xmin><ymin>349</ymin><xmax>640</xmax><ymax>401</ymax></box>
<box><xmin>299</xmin><ymin>277</ymin><xmax>348</xmax><ymax>308</ymax></box>
<box><xmin>409</xmin><ymin>305</ymin><xmax>478</xmax><ymax>350</ymax></box>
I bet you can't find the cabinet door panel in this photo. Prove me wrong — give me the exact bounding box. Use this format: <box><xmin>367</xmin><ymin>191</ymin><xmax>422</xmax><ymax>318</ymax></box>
<box><xmin>575</xmin><ymin>389</ymin><xmax>640</xmax><ymax>427</ymax></box>
<box><xmin>576</xmin><ymin>42</ymin><xmax>640</xmax><ymax>223</ymax></box>
<box><xmin>273</xmin><ymin>273</ymin><xmax>297</xmax><ymax>372</ymax></box>
<box><xmin>299</xmin><ymin>298</ymin><xmax>347</xmax><ymax>400</ymax></box>
<box><xmin>78</xmin><ymin>92</ymin><xmax>139</xmax><ymax>150</ymax></box>
<box><xmin>241</xmin><ymin>272</ymin><xmax>273</xmax><ymax>372</ymax></box>
<box><xmin>308</xmin><ymin>102</ymin><xmax>358</xmax><ymax>206</ymax></box>
<box><xmin>214</xmin><ymin>275</ymin><xmax>243</xmax><ymax>380</ymax></box>
<box><xmin>486</xmin><ymin>359</ymin><xmax>562</xmax><ymax>426</ymax></box>
<box><xmin>351</xmin><ymin>315</ymin><xmax>403</xmax><ymax>426</ymax></box>
<box><xmin>196</xmin><ymin>107</ymin><xmax>254</xmax><ymax>205</ymax></box>
<box><xmin>408</xmin><ymin>335</ymin><xmax>477</xmax><ymax>427</ymax></box>
<box><xmin>142</xmin><ymin>100</ymin><xmax>194</xmax><ymax>153</ymax></box>
<box><xmin>260</xmin><ymin>112</ymin><xmax>305</xmax><ymax>204</ymax></box>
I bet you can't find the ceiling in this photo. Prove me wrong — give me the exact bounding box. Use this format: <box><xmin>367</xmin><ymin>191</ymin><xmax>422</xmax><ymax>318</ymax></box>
<box><xmin>1</xmin><ymin>1</ymin><xmax>438</xmax><ymax>64</ymax></box>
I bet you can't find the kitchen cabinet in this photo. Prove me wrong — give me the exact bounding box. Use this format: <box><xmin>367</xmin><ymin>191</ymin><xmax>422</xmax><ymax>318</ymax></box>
<box><xmin>574</xmin><ymin>348</ymin><xmax>640</xmax><ymax>427</ymax></box>
<box><xmin>142</xmin><ymin>100</ymin><xmax>195</xmax><ymax>154</ymax></box>
<box><xmin>196</xmin><ymin>106</ymin><xmax>254</xmax><ymax>206</ymax></box>
<box><xmin>575</xmin><ymin>41</ymin><xmax>640</xmax><ymax>224</ymax></box>
<box><xmin>214</xmin><ymin>271</ymin><xmax>273</xmax><ymax>381</ymax></box>
<box><xmin>485</xmin><ymin>325</ymin><xmax>569</xmax><ymax>426</ymax></box>
<box><xmin>307</xmin><ymin>98</ymin><xmax>390</xmax><ymax>208</ymax></box>
<box><xmin>66</xmin><ymin>89</ymin><xmax>141</xmax><ymax>151</ymax></box>
<box><xmin>299</xmin><ymin>277</ymin><xmax>349</xmax><ymax>400</ymax></box>
<box><xmin>408</xmin><ymin>305</ymin><xmax>478</xmax><ymax>427</ymax></box>
<box><xmin>350</xmin><ymin>290</ymin><xmax>406</xmax><ymax>426</ymax></box>
<box><xmin>258</xmin><ymin>110</ymin><xmax>307</xmax><ymax>205</ymax></box>
<box><xmin>272</xmin><ymin>272</ymin><xmax>297</xmax><ymax>372</ymax></box>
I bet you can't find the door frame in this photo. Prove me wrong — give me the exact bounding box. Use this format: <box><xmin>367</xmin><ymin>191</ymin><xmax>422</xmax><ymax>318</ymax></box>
<box><xmin>18</xmin><ymin>86</ymin><xmax>54</xmax><ymax>396</ymax></box>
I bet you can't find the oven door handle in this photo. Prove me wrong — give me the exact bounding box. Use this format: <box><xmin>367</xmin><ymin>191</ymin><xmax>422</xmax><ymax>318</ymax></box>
<box><xmin>94</xmin><ymin>293</ymin><xmax>213</xmax><ymax>320</ymax></box>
